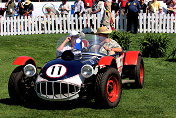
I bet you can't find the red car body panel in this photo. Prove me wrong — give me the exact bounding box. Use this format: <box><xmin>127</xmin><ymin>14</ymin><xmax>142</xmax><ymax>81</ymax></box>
<box><xmin>13</xmin><ymin>56</ymin><xmax>36</xmax><ymax>66</ymax></box>
<box><xmin>124</xmin><ymin>51</ymin><xmax>140</xmax><ymax>65</ymax></box>
<box><xmin>98</xmin><ymin>56</ymin><xmax>115</xmax><ymax>66</ymax></box>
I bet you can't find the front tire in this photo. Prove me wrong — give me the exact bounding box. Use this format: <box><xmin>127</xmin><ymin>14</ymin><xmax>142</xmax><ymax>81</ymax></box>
<box><xmin>95</xmin><ymin>67</ymin><xmax>122</xmax><ymax>108</ymax></box>
<box><xmin>8</xmin><ymin>66</ymin><xmax>36</xmax><ymax>103</ymax></box>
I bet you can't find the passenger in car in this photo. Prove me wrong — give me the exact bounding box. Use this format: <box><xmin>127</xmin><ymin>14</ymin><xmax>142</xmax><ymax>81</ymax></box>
<box><xmin>57</xmin><ymin>30</ymin><xmax>82</xmax><ymax>52</ymax></box>
<box><xmin>96</xmin><ymin>26</ymin><xmax>122</xmax><ymax>55</ymax></box>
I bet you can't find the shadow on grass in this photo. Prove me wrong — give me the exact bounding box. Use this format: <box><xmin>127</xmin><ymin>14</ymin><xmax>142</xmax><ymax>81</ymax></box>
<box><xmin>166</xmin><ymin>59</ymin><xmax>176</xmax><ymax>62</ymax></box>
<box><xmin>0</xmin><ymin>98</ymin><xmax>107</xmax><ymax>110</ymax></box>
<box><xmin>0</xmin><ymin>82</ymin><xmax>136</xmax><ymax>110</ymax></box>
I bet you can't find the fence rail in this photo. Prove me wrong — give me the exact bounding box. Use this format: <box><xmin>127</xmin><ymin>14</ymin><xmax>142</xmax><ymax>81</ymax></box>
<box><xmin>0</xmin><ymin>13</ymin><xmax>176</xmax><ymax>36</ymax></box>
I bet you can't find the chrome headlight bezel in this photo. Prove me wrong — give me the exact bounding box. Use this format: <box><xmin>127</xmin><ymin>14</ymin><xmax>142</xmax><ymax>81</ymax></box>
<box><xmin>24</xmin><ymin>64</ymin><xmax>36</xmax><ymax>77</ymax></box>
<box><xmin>81</xmin><ymin>65</ymin><xmax>93</xmax><ymax>78</ymax></box>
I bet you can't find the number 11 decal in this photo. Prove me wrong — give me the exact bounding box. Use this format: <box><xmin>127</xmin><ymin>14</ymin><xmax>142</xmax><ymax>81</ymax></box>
<box><xmin>46</xmin><ymin>64</ymin><xmax>67</xmax><ymax>78</ymax></box>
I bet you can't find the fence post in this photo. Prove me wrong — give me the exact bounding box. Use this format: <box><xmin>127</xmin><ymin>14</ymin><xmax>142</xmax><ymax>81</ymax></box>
<box><xmin>158</xmin><ymin>14</ymin><xmax>162</xmax><ymax>33</ymax></box>
<box><xmin>170</xmin><ymin>14</ymin><xmax>174</xmax><ymax>33</ymax></box>
<box><xmin>35</xmin><ymin>16</ymin><xmax>38</xmax><ymax>34</ymax></box>
<box><xmin>163</xmin><ymin>14</ymin><xmax>166</xmax><ymax>33</ymax></box>
<box><xmin>6</xmin><ymin>17</ymin><xmax>9</xmax><ymax>35</ymax></box>
<box><xmin>147</xmin><ymin>13</ymin><xmax>150</xmax><ymax>33</ymax></box>
<box><xmin>71</xmin><ymin>14</ymin><xmax>74</xmax><ymax>31</ymax></box>
<box><xmin>83</xmin><ymin>14</ymin><xmax>86</xmax><ymax>33</ymax></box>
<box><xmin>155</xmin><ymin>14</ymin><xmax>158</xmax><ymax>33</ymax></box>
<box><xmin>115</xmin><ymin>15</ymin><xmax>119</xmax><ymax>31</ymax></box>
<box><xmin>139</xmin><ymin>13</ymin><xmax>142</xmax><ymax>33</ymax></box>
<box><xmin>24</xmin><ymin>16</ymin><xmax>27</xmax><ymax>34</ymax></box>
<box><xmin>55</xmin><ymin>16</ymin><xmax>59</xmax><ymax>34</ymax></box>
<box><xmin>10</xmin><ymin>17</ymin><xmax>13</xmax><ymax>35</ymax></box>
<box><xmin>93</xmin><ymin>14</ymin><xmax>96</xmax><ymax>33</ymax></box>
<box><xmin>151</xmin><ymin>14</ymin><xmax>154</xmax><ymax>33</ymax></box>
<box><xmin>63</xmin><ymin>14</ymin><xmax>66</xmax><ymax>33</ymax></box>
<box><xmin>79</xmin><ymin>15</ymin><xmax>82</xmax><ymax>33</ymax></box>
<box><xmin>1</xmin><ymin>17</ymin><xmax>3</xmax><ymax>36</ymax></box>
<box><xmin>67</xmin><ymin>14</ymin><xmax>70</xmax><ymax>33</ymax></box>
<box><xmin>175</xmin><ymin>15</ymin><xmax>176</xmax><ymax>33</ymax></box>
<box><xmin>75</xmin><ymin>14</ymin><xmax>78</xmax><ymax>32</ymax></box>
<box><xmin>166</xmin><ymin>14</ymin><xmax>170</xmax><ymax>33</ymax></box>
<box><xmin>97</xmin><ymin>14</ymin><xmax>100</xmax><ymax>29</ymax></box>
<box><xmin>47</xmin><ymin>16</ymin><xmax>50</xmax><ymax>34</ymax></box>
<box><xmin>51</xmin><ymin>15</ymin><xmax>55</xmax><ymax>34</ymax></box>
<box><xmin>59</xmin><ymin>14</ymin><xmax>62</xmax><ymax>33</ymax></box>
<box><xmin>143</xmin><ymin>13</ymin><xmax>147</xmax><ymax>33</ymax></box>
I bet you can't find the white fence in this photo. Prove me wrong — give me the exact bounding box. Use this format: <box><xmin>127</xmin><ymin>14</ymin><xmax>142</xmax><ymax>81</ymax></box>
<box><xmin>0</xmin><ymin>13</ymin><xmax>176</xmax><ymax>36</ymax></box>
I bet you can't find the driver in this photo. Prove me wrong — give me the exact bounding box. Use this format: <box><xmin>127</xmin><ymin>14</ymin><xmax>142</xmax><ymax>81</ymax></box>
<box><xmin>57</xmin><ymin>30</ymin><xmax>82</xmax><ymax>52</ymax></box>
<box><xmin>96</xmin><ymin>27</ymin><xmax>122</xmax><ymax>55</ymax></box>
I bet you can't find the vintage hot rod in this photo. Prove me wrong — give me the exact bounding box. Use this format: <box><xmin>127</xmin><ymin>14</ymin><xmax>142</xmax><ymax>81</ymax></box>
<box><xmin>8</xmin><ymin>34</ymin><xmax>144</xmax><ymax>108</ymax></box>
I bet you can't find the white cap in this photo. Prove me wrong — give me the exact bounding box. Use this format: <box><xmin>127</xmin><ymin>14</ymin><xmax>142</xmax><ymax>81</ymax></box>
<box><xmin>69</xmin><ymin>30</ymin><xmax>79</xmax><ymax>36</ymax></box>
<box><xmin>159</xmin><ymin>7</ymin><xmax>163</xmax><ymax>10</ymax></box>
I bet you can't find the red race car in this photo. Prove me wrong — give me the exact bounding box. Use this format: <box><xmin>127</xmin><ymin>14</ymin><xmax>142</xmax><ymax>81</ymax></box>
<box><xmin>9</xmin><ymin>34</ymin><xmax>144</xmax><ymax>108</ymax></box>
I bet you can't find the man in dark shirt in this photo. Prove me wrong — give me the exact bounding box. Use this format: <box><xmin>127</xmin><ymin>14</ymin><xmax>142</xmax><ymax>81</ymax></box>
<box><xmin>125</xmin><ymin>0</ymin><xmax>140</xmax><ymax>34</ymax></box>
<box><xmin>23</xmin><ymin>0</ymin><xmax>33</xmax><ymax>16</ymax></box>
<box><xmin>140</xmin><ymin>0</ymin><xmax>147</xmax><ymax>13</ymax></box>
<box><xmin>111</xmin><ymin>0</ymin><xmax>120</xmax><ymax>16</ymax></box>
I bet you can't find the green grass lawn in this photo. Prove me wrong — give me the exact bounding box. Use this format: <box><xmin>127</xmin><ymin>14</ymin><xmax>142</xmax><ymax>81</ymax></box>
<box><xmin>0</xmin><ymin>33</ymin><xmax>176</xmax><ymax>118</ymax></box>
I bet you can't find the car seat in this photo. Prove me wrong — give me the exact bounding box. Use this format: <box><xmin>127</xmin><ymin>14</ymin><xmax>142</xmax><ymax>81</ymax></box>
<box><xmin>82</xmin><ymin>40</ymin><xmax>89</xmax><ymax>47</ymax></box>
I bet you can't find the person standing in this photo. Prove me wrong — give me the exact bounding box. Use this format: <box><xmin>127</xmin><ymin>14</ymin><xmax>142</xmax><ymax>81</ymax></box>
<box><xmin>23</xmin><ymin>0</ymin><xmax>33</xmax><ymax>16</ymax></box>
<box><xmin>125</xmin><ymin>0</ymin><xmax>141</xmax><ymax>34</ymax></box>
<box><xmin>17</xmin><ymin>1</ymin><xmax>25</xmax><ymax>17</ymax></box>
<box><xmin>5</xmin><ymin>0</ymin><xmax>17</xmax><ymax>17</ymax></box>
<box><xmin>118</xmin><ymin>0</ymin><xmax>128</xmax><ymax>16</ymax></box>
<box><xmin>91</xmin><ymin>0</ymin><xmax>104</xmax><ymax>15</ymax></box>
<box><xmin>73</xmin><ymin>0</ymin><xmax>85</xmax><ymax>16</ymax></box>
<box><xmin>111</xmin><ymin>0</ymin><xmax>120</xmax><ymax>16</ymax></box>
<box><xmin>148</xmin><ymin>0</ymin><xmax>160</xmax><ymax>14</ymax></box>
<box><xmin>158</xmin><ymin>7</ymin><xmax>165</xmax><ymax>15</ymax></box>
<box><xmin>58</xmin><ymin>0</ymin><xmax>71</xmax><ymax>16</ymax></box>
<box><xmin>140</xmin><ymin>0</ymin><xmax>147</xmax><ymax>13</ymax></box>
<box><xmin>101</xmin><ymin>1</ymin><xmax>115</xmax><ymax>30</ymax></box>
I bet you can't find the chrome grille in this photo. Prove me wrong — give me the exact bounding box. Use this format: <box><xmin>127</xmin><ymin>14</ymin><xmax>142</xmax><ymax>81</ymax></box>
<box><xmin>35</xmin><ymin>81</ymin><xmax>80</xmax><ymax>100</ymax></box>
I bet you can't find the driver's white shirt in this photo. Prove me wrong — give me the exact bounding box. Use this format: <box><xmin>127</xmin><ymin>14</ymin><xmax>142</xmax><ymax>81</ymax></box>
<box><xmin>60</xmin><ymin>45</ymin><xmax>72</xmax><ymax>52</ymax></box>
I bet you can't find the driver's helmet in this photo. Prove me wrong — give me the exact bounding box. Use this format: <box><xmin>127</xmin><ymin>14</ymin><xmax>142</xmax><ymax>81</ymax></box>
<box><xmin>69</xmin><ymin>30</ymin><xmax>82</xmax><ymax>51</ymax></box>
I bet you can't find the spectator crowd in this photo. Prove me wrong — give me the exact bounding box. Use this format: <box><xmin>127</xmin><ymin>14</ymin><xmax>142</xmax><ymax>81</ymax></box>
<box><xmin>0</xmin><ymin>0</ymin><xmax>176</xmax><ymax>33</ymax></box>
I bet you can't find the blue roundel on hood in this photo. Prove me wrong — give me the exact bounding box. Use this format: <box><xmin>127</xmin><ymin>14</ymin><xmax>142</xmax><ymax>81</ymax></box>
<box><xmin>40</xmin><ymin>59</ymin><xmax>84</xmax><ymax>81</ymax></box>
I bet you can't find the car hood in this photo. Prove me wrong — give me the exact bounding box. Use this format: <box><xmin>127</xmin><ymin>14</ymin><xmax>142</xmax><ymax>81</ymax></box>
<box><xmin>40</xmin><ymin>59</ymin><xmax>84</xmax><ymax>81</ymax></box>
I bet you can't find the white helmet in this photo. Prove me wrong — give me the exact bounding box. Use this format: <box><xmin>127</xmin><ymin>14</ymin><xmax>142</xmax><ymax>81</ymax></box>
<box><xmin>69</xmin><ymin>30</ymin><xmax>79</xmax><ymax>37</ymax></box>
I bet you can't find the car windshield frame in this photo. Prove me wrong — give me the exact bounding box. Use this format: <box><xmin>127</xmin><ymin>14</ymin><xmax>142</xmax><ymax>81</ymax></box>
<box><xmin>56</xmin><ymin>34</ymin><xmax>108</xmax><ymax>56</ymax></box>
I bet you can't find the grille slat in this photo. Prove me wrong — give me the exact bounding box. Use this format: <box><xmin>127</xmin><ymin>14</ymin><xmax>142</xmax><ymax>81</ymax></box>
<box><xmin>52</xmin><ymin>82</ymin><xmax>54</xmax><ymax>99</ymax></box>
<box><xmin>60</xmin><ymin>82</ymin><xmax>62</xmax><ymax>99</ymax></box>
<box><xmin>35</xmin><ymin>81</ymin><xmax>80</xmax><ymax>100</ymax></box>
<box><xmin>68</xmin><ymin>84</ymin><xmax>69</xmax><ymax>97</ymax></box>
<box><xmin>46</xmin><ymin>82</ymin><xmax>48</xmax><ymax>98</ymax></box>
<box><xmin>40</xmin><ymin>83</ymin><xmax>42</xmax><ymax>95</ymax></box>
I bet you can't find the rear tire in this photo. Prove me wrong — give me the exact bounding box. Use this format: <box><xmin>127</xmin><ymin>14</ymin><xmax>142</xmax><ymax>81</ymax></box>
<box><xmin>8</xmin><ymin>66</ymin><xmax>37</xmax><ymax>103</ymax></box>
<box><xmin>130</xmin><ymin>55</ymin><xmax>144</xmax><ymax>88</ymax></box>
<box><xmin>95</xmin><ymin>67</ymin><xmax>122</xmax><ymax>108</ymax></box>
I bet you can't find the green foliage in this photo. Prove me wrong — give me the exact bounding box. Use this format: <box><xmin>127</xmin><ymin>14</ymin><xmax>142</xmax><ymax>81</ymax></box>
<box><xmin>109</xmin><ymin>31</ymin><xmax>132</xmax><ymax>50</ymax></box>
<box><xmin>140</xmin><ymin>33</ymin><xmax>170</xmax><ymax>58</ymax></box>
<box><xmin>167</xmin><ymin>47</ymin><xmax>176</xmax><ymax>60</ymax></box>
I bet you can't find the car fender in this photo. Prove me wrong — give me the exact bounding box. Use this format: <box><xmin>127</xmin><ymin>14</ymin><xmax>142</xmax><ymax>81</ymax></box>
<box><xmin>124</xmin><ymin>51</ymin><xmax>140</xmax><ymax>65</ymax></box>
<box><xmin>13</xmin><ymin>56</ymin><xmax>36</xmax><ymax>66</ymax></box>
<box><xmin>98</xmin><ymin>56</ymin><xmax>116</xmax><ymax>67</ymax></box>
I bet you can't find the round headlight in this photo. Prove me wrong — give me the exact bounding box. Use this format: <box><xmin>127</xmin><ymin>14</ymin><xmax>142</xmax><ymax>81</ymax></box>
<box><xmin>81</xmin><ymin>65</ymin><xmax>93</xmax><ymax>78</ymax></box>
<box><xmin>24</xmin><ymin>64</ymin><xmax>36</xmax><ymax>77</ymax></box>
